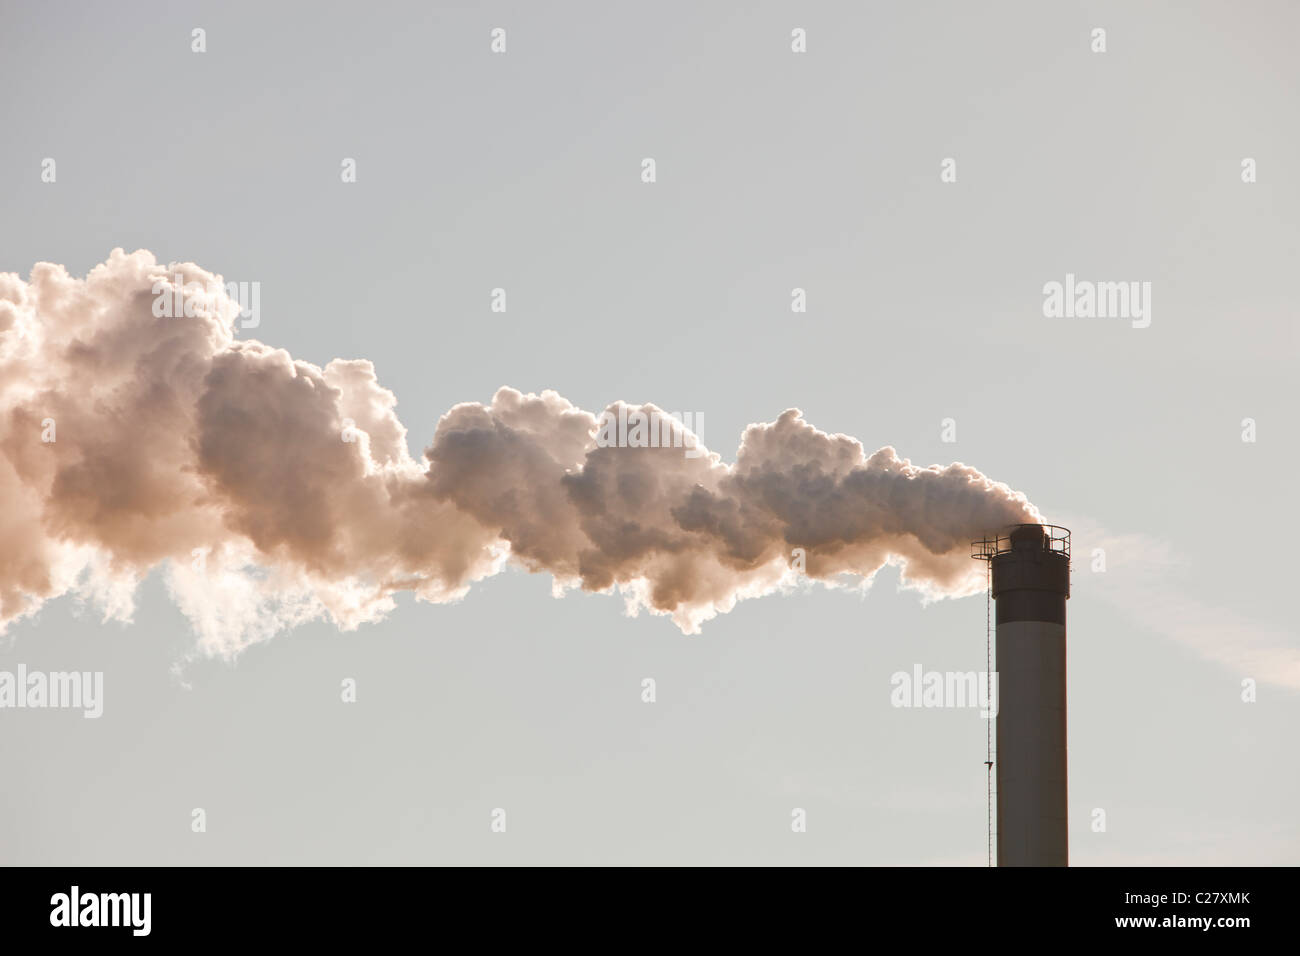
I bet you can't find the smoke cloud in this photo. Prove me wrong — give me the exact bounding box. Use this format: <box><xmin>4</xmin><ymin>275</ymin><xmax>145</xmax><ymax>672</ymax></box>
<box><xmin>0</xmin><ymin>250</ymin><xmax>1042</xmax><ymax>657</ymax></box>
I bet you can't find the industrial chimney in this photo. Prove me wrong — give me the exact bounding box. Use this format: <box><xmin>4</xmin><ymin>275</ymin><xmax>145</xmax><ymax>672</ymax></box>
<box><xmin>973</xmin><ymin>524</ymin><xmax>1070</xmax><ymax>867</ymax></box>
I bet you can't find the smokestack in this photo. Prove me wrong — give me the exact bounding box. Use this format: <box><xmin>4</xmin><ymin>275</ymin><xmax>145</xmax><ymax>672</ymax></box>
<box><xmin>974</xmin><ymin>524</ymin><xmax>1070</xmax><ymax>867</ymax></box>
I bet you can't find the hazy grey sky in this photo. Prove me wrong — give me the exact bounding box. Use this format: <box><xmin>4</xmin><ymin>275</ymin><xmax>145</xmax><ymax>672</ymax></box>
<box><xmin>1</xmin><ymin>0</ymin><xmax>1296</xmax><ymax>865</ymax></box>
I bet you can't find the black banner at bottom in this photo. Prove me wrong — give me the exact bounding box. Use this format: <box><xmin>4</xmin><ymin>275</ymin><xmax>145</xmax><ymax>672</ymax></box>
<box><xmin>0</xmin><ymin>865</ymin><xmax>1284</xmax><ymax>942</ymax></box>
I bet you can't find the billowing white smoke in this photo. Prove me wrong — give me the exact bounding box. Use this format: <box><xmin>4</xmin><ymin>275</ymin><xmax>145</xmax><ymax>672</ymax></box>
<box><xmin>0</xmin><ymin>250</ymin><xmax>1042</xmax><ymax>657</ymax></box>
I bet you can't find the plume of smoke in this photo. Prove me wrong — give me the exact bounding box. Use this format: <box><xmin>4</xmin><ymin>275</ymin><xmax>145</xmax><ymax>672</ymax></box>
<box><xmin>0</xmin><ymin>250</ymin><xmax>1041</xmax><ymax>657</ymax></box>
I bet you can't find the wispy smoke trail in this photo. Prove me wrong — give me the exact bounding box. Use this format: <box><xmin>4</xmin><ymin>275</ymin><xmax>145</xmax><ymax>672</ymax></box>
<box><xmin>0</xmin><ymin>250</ymin><xmax>1041</xmax><ymax>657</ymax></box>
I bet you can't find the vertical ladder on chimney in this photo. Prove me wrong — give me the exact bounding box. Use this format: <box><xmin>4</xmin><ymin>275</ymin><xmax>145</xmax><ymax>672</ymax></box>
<box><xmin>986</xmin><ymin>558</ymin><xmax>994</xmax><ymax>867</ymax></box>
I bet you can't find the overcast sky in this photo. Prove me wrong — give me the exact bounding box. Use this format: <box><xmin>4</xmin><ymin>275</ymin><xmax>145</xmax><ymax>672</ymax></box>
<box><xmin>0</xmin><ymin>0</ymin><xmax>1296</xmax><ymax>865</ymax></box>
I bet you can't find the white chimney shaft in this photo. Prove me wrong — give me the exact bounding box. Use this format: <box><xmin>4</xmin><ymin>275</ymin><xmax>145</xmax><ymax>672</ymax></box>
<box><xmin>978</xmin><ymin>524</ymin><xmax>1070</xmax><ymax>867</ymax></box>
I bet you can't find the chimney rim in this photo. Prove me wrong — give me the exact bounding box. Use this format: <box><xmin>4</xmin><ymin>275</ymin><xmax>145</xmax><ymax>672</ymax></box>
<box><xmin>971</xmin><ymin>523</ymin><xmax>1070</xmax><ymax>561</ymax></box>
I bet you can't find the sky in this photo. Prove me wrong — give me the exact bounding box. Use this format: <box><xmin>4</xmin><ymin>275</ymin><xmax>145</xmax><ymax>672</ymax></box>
<box><xmin>0</xmin><ymin>0</ymin><xmax>1296</xmax><ymax>865</ymax></box>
